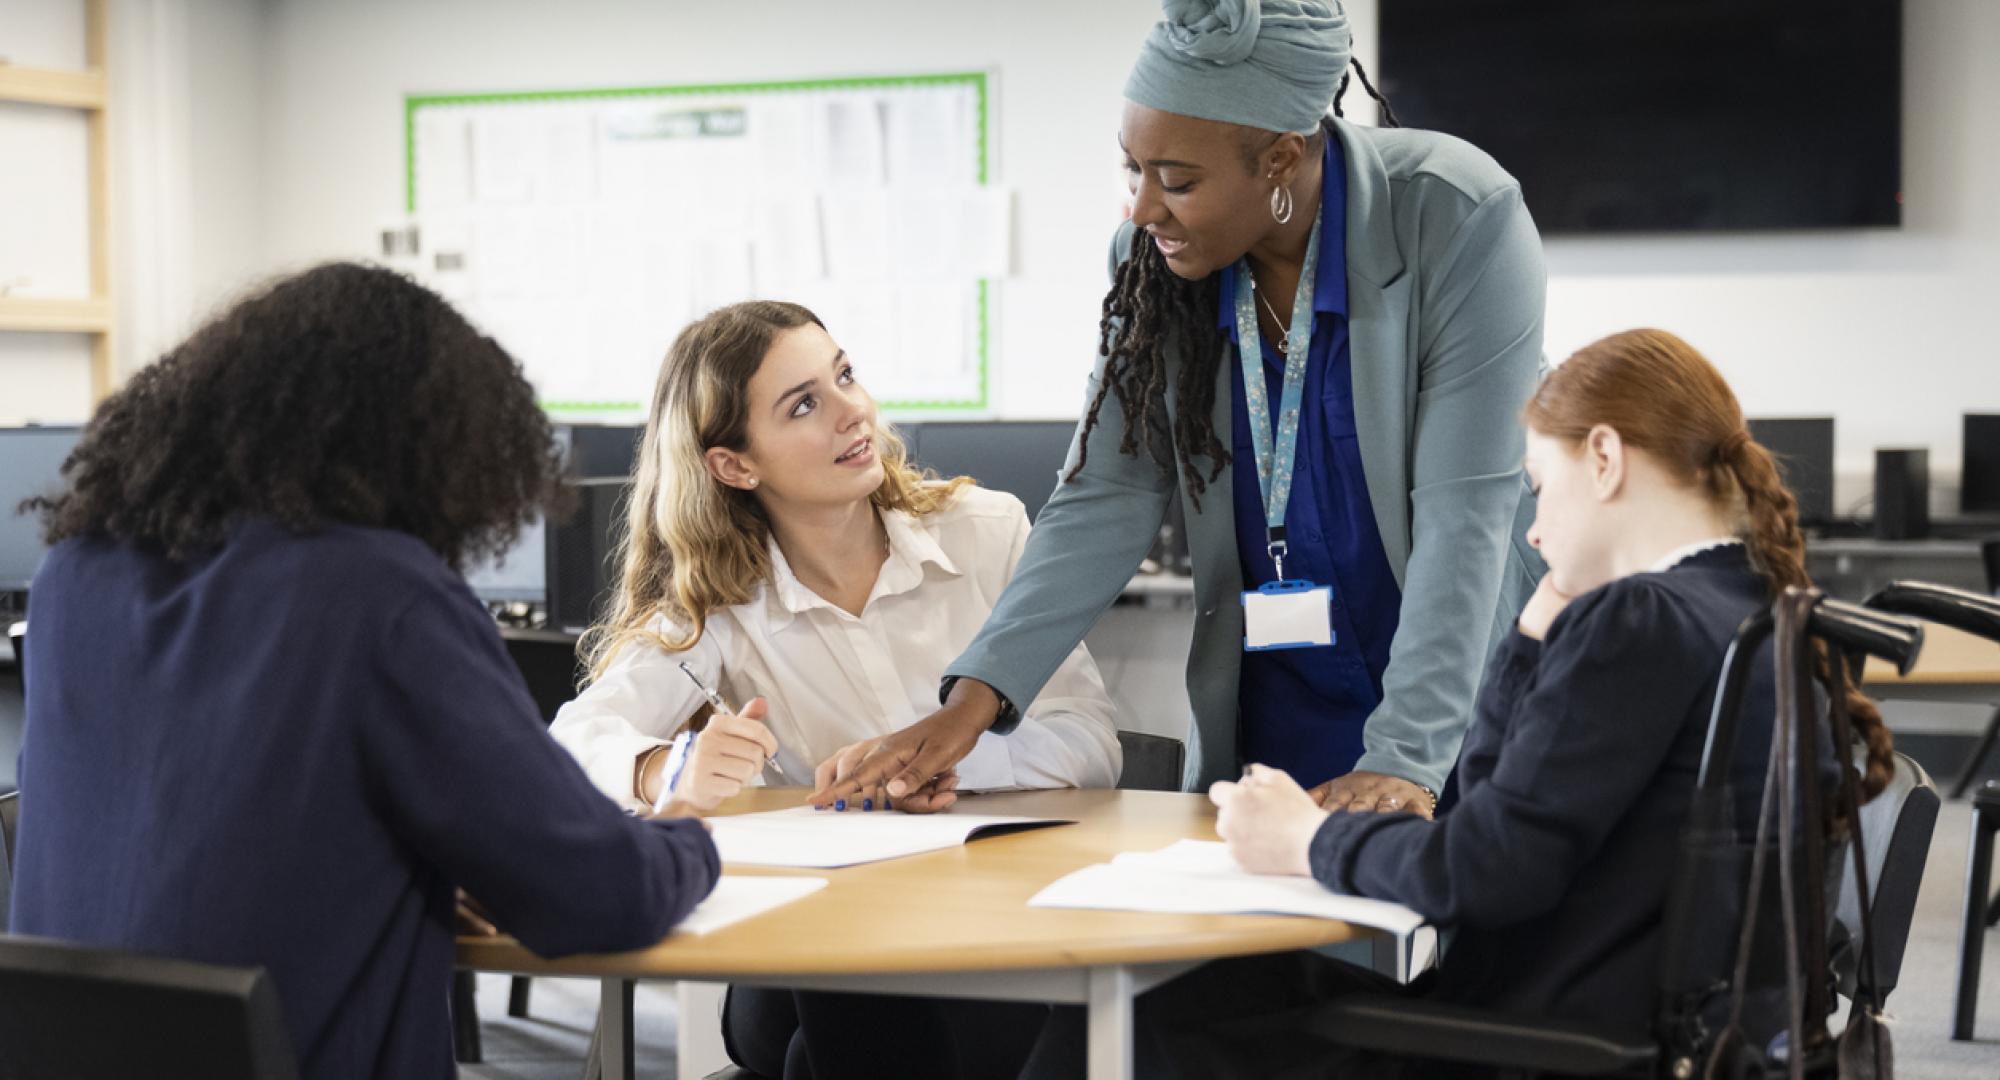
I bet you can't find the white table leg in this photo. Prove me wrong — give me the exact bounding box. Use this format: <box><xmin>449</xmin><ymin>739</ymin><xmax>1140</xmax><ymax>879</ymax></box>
<box><xmin>598</xmin><ymin>978</ymin><xmax>633</xmax><ymax>1080</ymax></box>
<box><xmin>1086</xmin><ymin>965</ymin><xmax>1135</xmax><ymax>1080</ymax></box>
<box><xmin>676</xmin><ymin>981</ymin><xmax>733</xmax><ymax>1078</ymax></box>
<box><xmin>1372</xmin><ymin>931</ymin><xmax>1411</xmax><ymax>983</ymax></box>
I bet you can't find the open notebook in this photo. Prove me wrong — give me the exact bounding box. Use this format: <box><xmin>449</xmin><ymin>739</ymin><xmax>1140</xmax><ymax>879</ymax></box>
<box><xmin>1028</xmin><ymin>840</ymin><xmax>1425</xmax><ymax>935</ymax></box>
<box><xmin>708</xmin><ymin>806</ymin><xmax>1074</xmax><ymax>869</ymax></box>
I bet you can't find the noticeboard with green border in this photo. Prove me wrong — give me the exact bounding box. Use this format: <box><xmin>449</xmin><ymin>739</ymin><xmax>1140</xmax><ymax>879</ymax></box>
<box><xmin>402</xmin><ymin>71</ymin><xmax>996</xmax><ymax>416</ymax></box>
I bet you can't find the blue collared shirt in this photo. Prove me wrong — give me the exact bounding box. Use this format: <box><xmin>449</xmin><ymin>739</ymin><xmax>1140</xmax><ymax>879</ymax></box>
<box><xmin>1223</xmin><ymin>132</ymin><xmax>1403</xmax><ymax>788</ymax></box>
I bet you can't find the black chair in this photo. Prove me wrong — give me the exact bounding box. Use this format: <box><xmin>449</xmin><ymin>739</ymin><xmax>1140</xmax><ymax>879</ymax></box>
<box><xmin>0</xmin><ymin>789</ymin><xmax>17</xmax><ymax>929</ymax></box>
<box><xmin>1858</xmin><ymin>583</ymin><xmax>2000</xmax><ymax>1034</ymax></box>
<box><xmin>1115</xmin><ymin>730</ymin><xmax>1186</xmax><ymax>792</ymax></box>
<box><xmin>1309</xmin><ymin>593</ymin><xmax>1925</xmax><ymax>1077</ymax></box>
<box><xmin>1957</xmin><ymin>780</ymin><xmax>2000</xmax><ymax>1040</ymax></box>
<box><xmin>0</xmin><ymin>935</ymin><xmax>300</xmax><ymax>1079</ymax></box>
<box><xmin>1832</xmin><ymin>751</ymin><xmax>1939</xmax><ymax>1007</ymax></box>
<box><xmin>1937</xmin><ymin>550</ymin><xmax>2000</xmax><ymax>797</ymax></box>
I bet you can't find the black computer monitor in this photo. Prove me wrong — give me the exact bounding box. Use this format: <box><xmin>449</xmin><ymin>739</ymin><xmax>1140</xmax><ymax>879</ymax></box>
<box><xmin>565</xmin><ymin>424</ymin><xmax>643</xmax><ymax>480</ymax></box>
<box><xmin>1746</xmin><ymin>417</ymin><xmax>1835</xmax><ymax>527</ymax></box>
<box><xmin>1963</xmin><ymin>413</ymin><xmax>2000</xmax><ymax>515</ymax></box>
<box><xmin>0</xmin><ymin>427</ymin><xmax>84</xmax><ymax>592</ymax></box>
<box><xmin>899</xmin><ymin>421</ymin><xmax>1079</xmax><ymax>523</ymax></box>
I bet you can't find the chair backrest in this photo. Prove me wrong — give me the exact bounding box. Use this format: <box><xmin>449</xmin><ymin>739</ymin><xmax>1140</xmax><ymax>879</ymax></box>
<box><xmin>499</xmin><ymin>630</ymin><xmax>583</xmax><ymax>726</ymax></box>
<box><xmin>1658</xmin><ymin>595</ymin><xmax>1924</xmax><ymax>1063</ymax></box>
<box><xmin>0</xmin><ymin>935</ymin><xmax>300</xmax><ymax>1079</ymax></box>
<box><xmin>1832</xmin><ymin>751</ymin><xmax>1939</xmax><ymax>1005</ymax></box>
<box><xmin>0</xmin><ymin>790</ymin><xmax>15</xmax><ymax>928</ymax></box>
<box><xmin>1114</xmin><ymin>730</ymin><xmax>1185</xmax><ymax>792</ymax></box>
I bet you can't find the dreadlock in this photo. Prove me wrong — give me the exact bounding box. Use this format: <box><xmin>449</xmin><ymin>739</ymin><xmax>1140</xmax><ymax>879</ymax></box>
<box><xmin>1066</xmin><ymin>230</ymin><xmax>1228</xmax><ymax>507</ymax></box>
<box><xmin>1067</xmin><ymin>60</ymin><xmax>1399</xmax><ymax>509</ymax></box>
<box><xmin>1333</xmin><ymin>56</ymin><xmax>1400</xmax><ymax>127</ymax></box>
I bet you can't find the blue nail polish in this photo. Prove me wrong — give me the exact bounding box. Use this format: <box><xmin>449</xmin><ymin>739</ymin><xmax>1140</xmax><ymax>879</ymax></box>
<box><xmin>835</xmin><ymin>799</ymin><xmax>846</xmax><ymax>811</ymax></box>
<box><xmin>863</xmin><ymin>798</ymin><xmax>873</xmax><ymax>812</ymax></box>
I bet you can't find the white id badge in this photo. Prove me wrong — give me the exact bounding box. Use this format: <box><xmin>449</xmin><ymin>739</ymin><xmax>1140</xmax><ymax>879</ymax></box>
<box><xmin>1242</xmin><ymin>580</ymin><xmax>1335</xmax><ymax>651</ymax></box>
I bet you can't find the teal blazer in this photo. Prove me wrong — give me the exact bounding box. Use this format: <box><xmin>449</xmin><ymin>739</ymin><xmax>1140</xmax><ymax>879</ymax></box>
<box><xmin>947</xmin><ymin>119</ymin><xmax>1547</xmax><ymax>792</ymax></box>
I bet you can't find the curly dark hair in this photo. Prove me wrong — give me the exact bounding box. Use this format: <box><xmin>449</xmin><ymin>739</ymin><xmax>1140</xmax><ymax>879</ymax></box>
<box><xmin>1068</xmin><ymin>60</ymin><xmax>1400</xmax><ymax>509</ymax></box>
<box><xmin>28</xmin><ymin>262</ymin><xmax>565</xmax><ymax>571</ymax></box>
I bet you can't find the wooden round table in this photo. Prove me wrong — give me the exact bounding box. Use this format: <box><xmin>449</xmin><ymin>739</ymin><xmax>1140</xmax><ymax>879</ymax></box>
<box><xmin>458</xmin><ymin>788</ymin><xmax>1373</xmax><ymax>1079</ymax></box>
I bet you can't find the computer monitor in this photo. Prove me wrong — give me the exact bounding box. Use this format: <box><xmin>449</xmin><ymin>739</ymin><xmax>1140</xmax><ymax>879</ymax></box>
<box><xmin>0</xmin><ymin>427</ymin><xmax>84</xmax><ymax>592</ymax></box>
<box><xmin>564</xmin><ymin>424</ymin><xmax>643</xmax><ymax>480</ymax></box>
<box><xmin>900</xmin><ymin>421</ymin><xmax>1079</xmax><ymax>523</ymax></box>
<box><xmin>1746</xmin><ymin>417</ymin><xmax>1835</xmax><ymax>527</ymax></box>
<box><xmin>1963</xmin><ymin>413</ymin><xmax>2000</xmax><ymax>514</ymax></box>
<box><xmin>462</xmin><ymin>516</ymin><xmax>547</xmax><ymax>604</ymax></box>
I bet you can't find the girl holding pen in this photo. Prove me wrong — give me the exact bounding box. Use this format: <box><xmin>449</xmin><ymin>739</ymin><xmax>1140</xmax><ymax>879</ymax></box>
<box><xmin>549</xmin><ymin>299</ymin><xmax>1120</xmax><ymax>811</ymax></box>
<box><xmin>549</xmin><ymin>299</ymin><xmax>1119</xmax><ymax>1079</ymax></box>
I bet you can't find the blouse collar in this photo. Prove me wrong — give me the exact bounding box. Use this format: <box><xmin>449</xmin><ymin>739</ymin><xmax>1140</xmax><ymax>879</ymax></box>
<box><xmin>1647</xmin><ymin>536</ymin><xmax>1744</xmax><ymax>573</ymax></box>
<box><xmin>762</xmin><ymin>507</ymin><xmax>960</xmax><ymax>628</ymax></box>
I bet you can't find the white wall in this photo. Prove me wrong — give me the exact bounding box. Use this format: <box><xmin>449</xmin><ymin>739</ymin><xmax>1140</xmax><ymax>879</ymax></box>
<box><xmin>248</xmin><ymin>0</ymin><xmax>2000</xmax><ymax>500</ymax></box>
<box><xmin>252</xmin><ymin>0</ymin><xmax>1165</xmax><ymax>419</ymax></box>
<box><xmin>12</xmin><ymin>0</ymin><xmax>1994</xmax><ymax>489</ymax></box>
<box><xmin>1531</xmin><ymin>0</ymin><xmax>2000</xmax><ymax>508</ymax></box>
<box><xmin>0</xmin><ymin>0</ymin><xmax>266</xmax><ymax>425</ymax></box>
<box><xmin>0</xmin><ymin>0</ymin><xmax>95</xmax><ymax>423</ymax></box>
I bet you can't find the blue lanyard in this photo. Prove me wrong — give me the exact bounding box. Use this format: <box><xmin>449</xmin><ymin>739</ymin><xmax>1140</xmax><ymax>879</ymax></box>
<box><xmin>1232</xmin><ymin>206</ymin><xmax>1322</xmax><ymax>583</ymax></box>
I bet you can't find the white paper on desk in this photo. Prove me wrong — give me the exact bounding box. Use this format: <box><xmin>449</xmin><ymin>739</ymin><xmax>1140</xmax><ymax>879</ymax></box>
<box><xmin>674</xmin><ymin>876</ymin><xmax>827</xmax><ymax>936</ymax></box>
<box><xmin>709</xmin><ymin>806</ymin><xmax>1074</xmax><ymax>869</ymax></box>
<box><xmin>1028</xmin><ymin>840</ymin><xmax>1425</xmax><ymax>936</ymax></box>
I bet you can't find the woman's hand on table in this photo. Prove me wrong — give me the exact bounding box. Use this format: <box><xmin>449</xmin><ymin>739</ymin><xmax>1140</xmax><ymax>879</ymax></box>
<box><xmin>455</xmin><ymin>890</ymin><xmax>500</xmax><ymax>937</ymax></box>
<box><xmin>812</xmin><ymin>736</ymin><xmax>962</xmax><ymax>813</ymax></box>
<box><xmin>1209</xmin><ymin>764</ymin><xmax>1327</xmax><ymax>877</ymax></box>
<box><xmin>807</xmin><ymin>679</ymin><xmax>997</xmax><ymax>812</ymax></box>
<box><xmin>1306</xmin><ymin>770</ymin><xmax>1435</xmax><ymax>819</ymax></box>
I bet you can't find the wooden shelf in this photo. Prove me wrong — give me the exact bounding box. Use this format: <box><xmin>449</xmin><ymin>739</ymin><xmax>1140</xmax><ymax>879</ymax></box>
<box><xmin>0</xmin><ymin>296</ymin><xmax>113</xmax><ymax>334</ymax></box>
<box><xmin>0</xmin><ymin>63</ymin><xmax>107</xmax><ymax>110</ymax></box>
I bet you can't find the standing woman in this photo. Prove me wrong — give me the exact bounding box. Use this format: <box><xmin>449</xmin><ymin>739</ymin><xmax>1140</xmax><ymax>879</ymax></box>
<box><xmin>818</xmin><ymin>0</ymin><xmax>1545</xmax><ymax>813</ymax></box>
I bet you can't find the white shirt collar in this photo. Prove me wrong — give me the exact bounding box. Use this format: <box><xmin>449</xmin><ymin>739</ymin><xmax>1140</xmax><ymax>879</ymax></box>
<box><xmin>1647</xmin><ymin>536</ymin><xmax>1743</xmax><ymax>573</ymax></box>
<box><xmin>762</xmin><ymin>507</ymin><xmax>961</xmax><ymax>628</ymax></box>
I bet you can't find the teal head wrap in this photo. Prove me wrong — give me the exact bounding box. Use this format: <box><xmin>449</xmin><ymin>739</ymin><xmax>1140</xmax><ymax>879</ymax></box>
<box><xmin>1124</xmin><ymin>0</ymin><xmax>1352</xmax><ymax>134</ymax></box>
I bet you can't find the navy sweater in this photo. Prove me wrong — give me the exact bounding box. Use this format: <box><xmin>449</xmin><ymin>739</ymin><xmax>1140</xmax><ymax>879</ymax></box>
<box><xmin>10</xmin><ymin>520</ymin><xmax>719</xmax><ymax>1079</ymax></box>
<box><xmin>1310</xmin><ymin>544</ymin><xmax>1779</xmax><ymax>1035</ymax></box>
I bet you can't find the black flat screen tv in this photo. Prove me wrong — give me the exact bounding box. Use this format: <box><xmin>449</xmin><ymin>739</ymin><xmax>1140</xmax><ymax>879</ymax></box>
<box><xmin>1378</xmin><ymin>1</ymin><xmax>1902</xmax><ymax>234</ymax></box>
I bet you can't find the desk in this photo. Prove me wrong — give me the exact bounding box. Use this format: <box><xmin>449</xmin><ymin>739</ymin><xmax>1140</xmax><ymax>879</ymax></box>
<box><xmin>1863</xmin><ymin>622</ymin><xmax>2000</xmax><ymax>708</ymax></box>
<box><xmin>457</xmin><ymin>788</ymin><xmax>1371</xmax><ymax>1080</ymax></box>
<box><xmin>1864</xmin><ymin>622</ymin><xmax>2000</xmax><ymax>796</ymax></box>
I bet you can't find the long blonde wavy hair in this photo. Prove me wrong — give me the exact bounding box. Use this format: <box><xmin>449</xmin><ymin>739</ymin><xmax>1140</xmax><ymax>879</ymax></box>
<box><xmin>581</xmin><ymin>300</ymin><xmax>970</xmax><ymax>680</ymax></box>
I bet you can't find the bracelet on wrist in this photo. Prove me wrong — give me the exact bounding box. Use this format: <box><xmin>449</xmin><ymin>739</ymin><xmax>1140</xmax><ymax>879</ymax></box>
<box><xmin>633</xmin><ymin>744</ymin><xmax>669</xmax><ymax>805</ymax></box>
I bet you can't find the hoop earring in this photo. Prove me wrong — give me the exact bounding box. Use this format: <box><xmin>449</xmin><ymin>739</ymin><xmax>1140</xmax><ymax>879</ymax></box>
<box><xmin>1269</xmin><ymin>184</ymin><xmax>1294</xmax><ymax>225</ymax></box>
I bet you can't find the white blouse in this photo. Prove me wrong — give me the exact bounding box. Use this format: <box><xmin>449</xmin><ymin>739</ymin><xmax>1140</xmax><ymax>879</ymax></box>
<box><xmin>550</xmin><ymin>485</ymin><xmax>1122</xmax><ymax>811</ymax></box>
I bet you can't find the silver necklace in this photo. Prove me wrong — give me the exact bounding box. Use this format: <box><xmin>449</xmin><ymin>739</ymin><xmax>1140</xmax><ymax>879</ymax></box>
<box><xmin>1253</xmin><ymin>280</ymin><xmax>1292</xmax><ymax>355</ymax></box>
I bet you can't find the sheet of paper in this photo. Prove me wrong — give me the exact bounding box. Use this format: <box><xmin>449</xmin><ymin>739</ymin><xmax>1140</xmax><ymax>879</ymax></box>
<box><xmin>674</xmin><ymin>875</ymin><xmax>827</xmax><ymax>936</ymax></box>
<box><xmin>416</xmin><ymin>113</ymin><xmax>473</xmax><ymax>211</ymax></box>
<box><xmin>1028</xmin><ymin>840</ymin><xmax>1425</xmax><ymax>935</ymax></box>
<box><xmin>709</xmin><ymin>806</ymin><xmax>1074</xmax><ymax>869</ymax></box>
